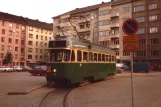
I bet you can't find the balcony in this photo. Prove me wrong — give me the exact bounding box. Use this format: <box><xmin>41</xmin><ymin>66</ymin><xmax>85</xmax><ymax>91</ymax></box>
<box><xmin>109</xmin><ymin>45</ymin><xmax>120</xmax><ymax>49</ymax></box>
<box><xmin>110</xmin><ymin>23</ymin><xmax>119</xmax><ymax>29</ymax></box>
<box><xmin>110</xmin><ymin>34</ymin><xmax>120</xmax><ymax>39</ymax></box>
<box><xmin>110</xmin><ymin>13</ymin><xmax>119</xmax><ymax>18</ymax></box>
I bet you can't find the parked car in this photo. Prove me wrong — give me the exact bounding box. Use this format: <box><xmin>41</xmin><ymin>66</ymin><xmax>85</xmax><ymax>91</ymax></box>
<box><xmin>21</xmin><ymin>66</ymin><xmax>32</xmax><ymax>72</ymax></box>
<box><xmin>28</xmin><ymin>66</ymin><xmax>46</xmax><ymax>76</ymax></box>
<box><xmin>0</xmin><ymin>66</ymin><xmax>13</xmax><ymax>72</ymax></box>
<box><xmin>13</xmin><ymin>66</ymin><xmax>23</xmax><ymax>72</ymax></box>
<box><xmin>116</xmin><ymin>67</ymin><xmax>124</xmax><ymax>73</ymax></box>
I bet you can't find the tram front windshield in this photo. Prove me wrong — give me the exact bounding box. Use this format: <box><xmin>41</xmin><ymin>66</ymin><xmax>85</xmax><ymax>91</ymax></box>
<box><xmin>50</xmin><ymin>49</ymin><xmax>70</xmax><ymax>62</ymax></box>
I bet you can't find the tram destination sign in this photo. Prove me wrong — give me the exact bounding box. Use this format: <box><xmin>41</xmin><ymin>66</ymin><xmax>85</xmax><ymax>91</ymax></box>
<box><xmin>49</xmin><ymin>41</ymin><xmax>67</xmax><ymax>48</ymax></box>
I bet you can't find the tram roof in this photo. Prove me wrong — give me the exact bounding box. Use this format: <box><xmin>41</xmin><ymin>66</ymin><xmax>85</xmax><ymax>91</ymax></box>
<box><xmin>48</xmin><ymin>36</ymin><xmax>115</xmax><ymax>54</ymax></box>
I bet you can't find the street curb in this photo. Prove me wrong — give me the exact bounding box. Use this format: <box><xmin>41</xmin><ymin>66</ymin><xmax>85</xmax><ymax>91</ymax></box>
<box><xmin>7</xmin><ymin>85</ymin><xmax>46</xmax><ymax>95</ymax></box>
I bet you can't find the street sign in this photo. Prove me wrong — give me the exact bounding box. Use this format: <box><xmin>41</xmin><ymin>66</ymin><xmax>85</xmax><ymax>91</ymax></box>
<box><xmin>122</xmin><ymin>18</ymin><xmax>139</xmax><ymax>36</ymax></box>
<box><xmin>123</xmin><ymin>35</ymin><xmax>139</xmax><ymax>52</ymax></box>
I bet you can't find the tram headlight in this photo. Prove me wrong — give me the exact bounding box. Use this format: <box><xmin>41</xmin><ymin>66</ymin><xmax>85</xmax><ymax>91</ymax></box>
<box><xmin>53</xmin><ymin>69</ymin><xmax>57</xmax><ymax>72</ymax></box>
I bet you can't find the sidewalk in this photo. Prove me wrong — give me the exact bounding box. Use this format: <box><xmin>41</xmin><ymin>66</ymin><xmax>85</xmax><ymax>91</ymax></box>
<box><xmin>116</xmin><ymin>71</ymin><xmax>161</xmax><ymax>78</ymax></box>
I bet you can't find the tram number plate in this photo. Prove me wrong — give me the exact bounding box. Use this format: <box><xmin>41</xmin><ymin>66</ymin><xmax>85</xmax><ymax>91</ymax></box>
<box><xmin>47</xmin><ymin>66</ymin><xmax>51</xmax><ymax>72</ymax></box>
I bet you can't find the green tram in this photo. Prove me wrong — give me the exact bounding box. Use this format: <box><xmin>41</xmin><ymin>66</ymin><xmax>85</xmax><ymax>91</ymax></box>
<box><xmin>46</xmin><ymin>36</ymin><xmax>116</xmax><ymax>86</ymax></box>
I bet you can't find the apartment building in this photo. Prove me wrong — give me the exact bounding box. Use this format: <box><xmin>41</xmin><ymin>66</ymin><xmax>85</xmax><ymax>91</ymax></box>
<box><xmin>133</xmin><ymin>0</ymin><xmax>161</xmax><ymax>71</ymax></box>
<box><xmin>0</xmin><ymin>12</ymin><xmax>27</xmax><ymax>66</ymax></box>
<box><xmin>24</xmin><ymin>19</ymin><xmax>53</xmax><ymax>66</ymax></box>
<box><xmin>0</xmin><ymin>12</ymin><xmax>53</xmax><ymax>66</ymax></box>
<box><xmin>52</xmin><ymin>0</ymin><xmax>133</xmax><ymax>63</ymax></box>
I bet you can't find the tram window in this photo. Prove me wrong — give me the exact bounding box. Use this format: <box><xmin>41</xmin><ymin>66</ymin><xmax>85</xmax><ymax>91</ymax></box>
<box><xmin>89</xmin><ymin>52</ymin><xmax>93</xmax><ymax>62</ymax></box>
<box><xmin>71</xmin><ymin>50</ymin><xmax>75</xmax><ymax>61</ymax></box>
<box><xmin>98</xmin><ymin>54</ymin><xmax>101</xmax><ymax>62</ymax></box>
<box><xmin>102</xmin><ymin>54</ymin><xmax>105</xmax><ymax>62</ymax></box>
<box><xmin>106</xmin><ymin>55</ymin><xmax>109</xmax><ymax>62</ymax></box>
<box><xmin>94</xmin><ymin>53</ymin><xmax>97</xmax><ymax>62</ymax></box>
<box><xmin>64</xmin><ymin>50</ymin><xmax>70</xmax><ymax>61</ymax></box>
<box><xmin>83</xmin><ymin>52</ymin><xmax>88</xmax><ymax>62</ymax></box>
<box><xmin>51</xmin><ymin>49</ymin><xmax>63</xmax><ymax>62</ymax></box>
<box><xmin>112</xmin><ymin>56</ymin><xmax>114</xmax><ymax>62</ymax></box>
<box><xmin>109</xmin><ymin>55</ymin><xmax>111</xmax><ymax>62</ymax></box>
<box><xmin>77</xmin><ymin>50</ymin><xmax>82</xmax><ymax>62</ymax></box>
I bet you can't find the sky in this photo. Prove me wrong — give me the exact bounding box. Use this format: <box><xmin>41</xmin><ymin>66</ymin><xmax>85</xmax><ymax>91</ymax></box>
<box><xmin>0</xmin><ymin>0</ymin><xmax>110</xmax><ymax>23</ymax></box>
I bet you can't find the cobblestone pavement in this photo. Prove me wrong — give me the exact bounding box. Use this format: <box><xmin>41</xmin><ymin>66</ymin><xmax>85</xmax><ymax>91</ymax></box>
<box><xmin>68</xmin><ymin>73</ymin><xmax>161</xmax><ymax>107</ymax></box>
<box><xmin>1</xmin><ymin>72</ymin><xmax>161</xmax><ymax>107</ymax></box>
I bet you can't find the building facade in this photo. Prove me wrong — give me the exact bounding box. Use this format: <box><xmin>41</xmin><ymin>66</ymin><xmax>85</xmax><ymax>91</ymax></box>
<box><xmin>133</xmin><ymin>0</ymin><xmax>161</xmax><ymax>71</ymax></box>
<box><xmin>52</xmin><ymin>0</ymin><xmax>133</xmax><ymax>63</ymax></box>
<box><xmin>0</xmin><ymin>12</ymin><xmax>53</xmax><ymax>66</ymax></box>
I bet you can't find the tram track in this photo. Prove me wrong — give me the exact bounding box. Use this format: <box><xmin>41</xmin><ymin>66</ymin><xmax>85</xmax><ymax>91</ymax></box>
<box><xmin>37</xmin><ymin>86</ymin><xmax>76</xmax><ymax>107</ymax></box>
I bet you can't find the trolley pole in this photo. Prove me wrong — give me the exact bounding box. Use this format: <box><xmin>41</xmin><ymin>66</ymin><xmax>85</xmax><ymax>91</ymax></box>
<box><xmin>131</xmin><ymin>52</ymin><xmax>134</xmax><ymax>107</ymax></box>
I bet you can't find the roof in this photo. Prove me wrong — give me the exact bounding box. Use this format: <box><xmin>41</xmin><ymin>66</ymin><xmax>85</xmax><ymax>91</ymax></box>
<box><xmin>52</xmin><ymin>0</ymin><xmax>133</xmax><ymax>19</ymax></box>
<box><xmin>0</xmin><ymin>12</ymin><xmax>26</xmax><ymax>25</ymax></box>
<box><xmin>0</xmin><ymin>11</ymin><xmax>53</xmax><ymax>30</ymax></box>
<box><xmin>24</xmin><ymin>18</ymin><xmax>53</xmax><ymax>30</ymax></box>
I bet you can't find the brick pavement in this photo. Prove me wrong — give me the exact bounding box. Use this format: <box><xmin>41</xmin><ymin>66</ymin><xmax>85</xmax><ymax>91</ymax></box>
<box><xmin>68</xmin><ymin>73</ymin><xmax>161</xmax><ymax>107</ymax></box>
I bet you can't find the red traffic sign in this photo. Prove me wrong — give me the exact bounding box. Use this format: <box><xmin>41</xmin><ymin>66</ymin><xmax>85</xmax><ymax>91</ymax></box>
<box><xmin>122</xmin><ymin>18</ymin><xmax>139</xmax><ymax>36</ymax></box>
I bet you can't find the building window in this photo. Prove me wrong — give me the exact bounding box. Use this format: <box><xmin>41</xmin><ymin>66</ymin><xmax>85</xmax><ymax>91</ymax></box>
<box><xmin>36</xmin><ymin>28</ymin><xmax>39</xmax><ymax>32</ymax></box>
<box><xmin>135</xmin><ymin>51</ymin><xmax>145</xmax><ymax>57</ymax></box>
<box><xmin>49</xmin><ymin>37</ymin><xmax>51</xmax><ymax>40</ymax></box>
<box><xmin>99</xmin><ymin>10</ymin><xmax>110</xmax><ymax>16</ymax></box>
<box><xmin>15</xmin><ymin>47</ymin><xmax>18</xmax><ymax>51</ymax></box>
<box><xmin>150</xmin><ymin>39</ymin><xmax>158</xmax><ymax>45</ymax></box>
<box><xmin>21</xmin><ymin>48</ymin><xmax>25</xmax><ymax>53</ymax></box>
<box><xmin>1</xmin><ymin>37</ymin><xmax>5</xmax><ymax>42</ymax></box>
<box><xmin>29</xmin><ymin>27</ymin><xmax>33</xmax><ymax>31</ymax></box>
<box><xmin>136</xmin><ymin>28</ymin><xmax>145</xmax><ymax>34</ymax></box>
<box><xmin>8</xmin><ymin>46</ymin><xmax>12</xmax><ymax>51</ymax></box>
<box><xmin>1</xmin><ymin>45</ymin><xmax>4</xmax><ymax>51</ymax></box>
<box><xmin>28</xmin><ymin>55</ymin><xmax>32</xmax><ymax>59</ymax></box>
<box><xmin>21</xmin><ymin>40</ymin><xmax>25</xmax><ymax>45</ymax></box>
<box><xmin>2</xmin><ymin>29</ymin><xmax>5</xmax><ymax>34</ymax></box>
<box><xmin>16</xmin><ymin>24</ymin><xmax>19</xmax><ymax>29</ymax></box>
<box><xmin>134</xmin><ymin>17</ymin><xmax>145</xmax><ymax>23</ymax></box>
<box><xmin>2</xmin><ymin>21</ymin><xmax>5</xmax><ymax>26</ymax></box>
<box><xmin>35</xmin><ymin>55</ymin><xmax>38</xmax><ymax>60</ymax></box>
<box><xmin>150</xmin><ymin>50</ymin><xmax>159</xmax><ymax>56</ymax></box>
<box><xmin>29</xmin><ymin>34</ymin><xmax>33</xmax><ymax>38</ymax></box>
<box><xmin>15</xmin><ymin>39</ymin><xmax>19</xmax><ymax>44</ymax></box>
<box><xmin>36</xmin><ymin>42</ymin><xmax>38</xmax><ymax>46</ymax></box>
<box><xmin>99</xmin><ymin>41</ymin><xmax>108</xmax><ymax>46</ymax></box>
<box><xmin>1</xmin><ymin>53</ymin><xmax>4</xmax><ymax>58</ymax></box>
<box><xmin>123</xmin><ymin>7</ymin><xmax>130</xmax><ymax>12</ymax></box>
<box><xmin>40</xmin><ymin>42</ymin><xmax>43</xmax><ymax>46</ymax></box>
<box><xmin>22</xmin><ymin>26</ymin><xmax>26</xmax><ymax>30</ymax></box>
<box><xmin>99</xmin><ymin>20</ymin><xmax>110</xmax><ymax>26</ymax></box>
<box><xmin>9</xmin><ymin>23</ymin><xmax>13</xmax><ymax>27</ymax></box>
<box><xmin>36</xmin><ymin>35</ymin><xmax>38</xmax><ymax>39</ymax></box>
<box><xmin>40</xmin><ymin>56</ymin><xmax>43</xmax><ymax>60</ymax></box>
<box><xmin>134</xmin><ymin>5</ymin><xmax>145</xmax><ymax>12</ymax></box>
<box><xmin>123</xmin><ymin>17</ymin><xmax>129</xmax><ymax>22</ymax></box>
<box><xmin>150</xmin><ymin>27</ymin><xmax>158</xmax><ymax>33</ymax></box>
<box><xmin>28</xmin><ymin>48</ymin><xmax>32</xmax><ymax>52</ymax></box>
<box><xmin>123</xmin><ymin>52</ymin><xmax>130</xmax><ymax>56</ymax></box>
<box><xmin>41</xmin><ymin>36</ymin><xmax>43</xmax><ymax>40</ymax></box>
<box><xmin>149</xmin><ymin>3</ymin><xmax>157</xmax><ymax>10</ymax></box>
<box><xmin>111</xmin><ymin>19</ymin><xmax>119</xmax><ymax>24</ymax></box>
<box><xmin>111</xmin><ymin>28</ymin><xmax>119</xmax><ymax>35</ymax></box>
<box><xmin>113</xmin><ymin>8</ymin><xmax>119</xmax><ymax>13</ymax></box>
<box><xmin>149</xmin><ymin>15</ymin><xmax>157</xmax><ymax>21</ymax></box>
<box><xmin>45</xmin><ymin>36</ymin><xmax>47</xmax><ymax>40</ymax></box>
<box><xmin>45</xmin><ymin>43</ymin><xmax>47</xmax><ymax>47</ymax></box>
<box><xmin>99</xmin><ymin>30</ymin><xmax>110</xmax><ymax>36</ymax></box>
<box><xmin>116</xmin><ymin>52</ymin><xmax>119</xmax><ymax>56</ymax></box>
<box><xmin>28</xmin><ymin>41</ymin><xmax>33</xmax><ymax>45</ymax></box>
<box><xmin>113</xmin><ymin>40</ymin><xmax>119</xmax><ymax>45</ymax></box>
<box><xmin>36</xmin><ymin>48</ymin><xmax>38</xmax><ymax>53</ymax></box>
<box><xmin>8</xmin><ymin>38</ymin><xmax>12</xmax><ymax>43</ymax></box>
<box><xmin>139</xmin><ymin>39</ymin><xmax>145</xmax><ymax>45</ymax></box>
<box><xmin>40</xmin><ymin>49</ymin><xmax>43</xmax><ymax>53</ymax></box>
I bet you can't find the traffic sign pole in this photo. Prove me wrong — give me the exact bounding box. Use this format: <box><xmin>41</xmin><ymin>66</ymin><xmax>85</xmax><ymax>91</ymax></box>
<box><xmin>131</xmin><ymin>52</ymin><xmax>134</xmax><ymax>107</ymax></box>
